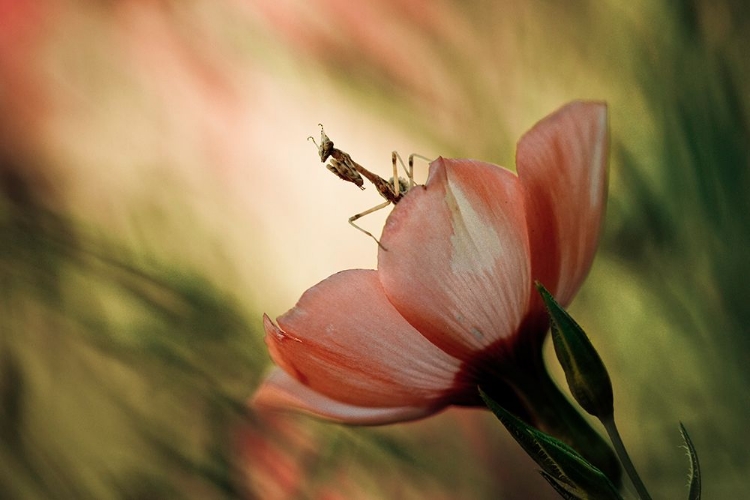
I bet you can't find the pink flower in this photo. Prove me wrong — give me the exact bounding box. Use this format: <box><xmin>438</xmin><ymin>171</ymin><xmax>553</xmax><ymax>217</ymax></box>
<box><xmin>254</xmin><ymin>101</ymin><xmax>608</xmax><ymax>429</ymax></box>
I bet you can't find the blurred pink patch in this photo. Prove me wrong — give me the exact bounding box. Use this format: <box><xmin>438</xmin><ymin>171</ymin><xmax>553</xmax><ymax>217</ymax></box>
<box><xmin>0</xmin><ymin>1</ymin><xmax>51</xmax><ymax>148</ymax></box>
<box><xmin>254</xmin><ymin>101</ymin><xmax>608</xmax><ymax>425</ymax></box>
<box><xmin>236</xmin><ymin>412</ymin><xmax>319</xmax><ymax>499</ymax></box>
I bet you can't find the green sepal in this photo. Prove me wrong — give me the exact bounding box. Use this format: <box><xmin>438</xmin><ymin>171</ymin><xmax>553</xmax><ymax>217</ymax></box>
<box><xmin>480</xmin><ymin>388</ymin><xmax>622</xmax><ymax>500</ymax></box>
<box><xmin>679</xmin><ymin>423</ymin><xmax>701</xmax><ymax>500</ymax></box>
<box><xmin>536</xmin><ymin>282</ymin><xmax>614</xmax><ymax>418</ymax></box>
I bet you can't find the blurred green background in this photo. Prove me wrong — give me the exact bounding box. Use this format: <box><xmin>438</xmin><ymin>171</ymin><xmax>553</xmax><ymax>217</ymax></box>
<box><xmin>1</xmin><ymin>1</ymin><xmax>748</xmax><ymax>498</ymax></box>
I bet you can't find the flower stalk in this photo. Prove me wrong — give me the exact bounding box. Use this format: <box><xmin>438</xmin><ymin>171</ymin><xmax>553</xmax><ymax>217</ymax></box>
<box><xmin>601</xmin><ymin>415</ymin><xmax>653</xmax><ymax>500</ymax></box>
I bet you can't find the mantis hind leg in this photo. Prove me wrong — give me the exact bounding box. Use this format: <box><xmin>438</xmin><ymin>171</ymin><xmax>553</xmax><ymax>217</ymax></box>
<box><xmin>408</xmin><ymin>153</ymin><xmax>432</xmax><ymax>188</ymax></box>
<box><xmin>349</xmin><ymin>200</ymin><xmax>392</xmax><ymax>250</ymax></box>
<box><xmin>392</xmin><ymin>152</ymin><xmax>434</xmax><ymax>191</ymax></box>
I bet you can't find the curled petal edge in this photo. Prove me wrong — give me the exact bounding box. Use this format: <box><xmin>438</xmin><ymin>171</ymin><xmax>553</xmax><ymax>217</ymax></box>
<box><xmin>252</xmin><ymin>368</ymin><xmax>445</xmax><ymax>426</ymax></box>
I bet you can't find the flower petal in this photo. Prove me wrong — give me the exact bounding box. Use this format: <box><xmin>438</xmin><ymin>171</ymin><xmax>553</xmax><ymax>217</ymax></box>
<box><xmin>378</xmin><ymin>158</ymin><xmax>531</xmax><ymax>360</ymax></box>
<box><xmin>517</xmin><ymin>101</ymin><xmax>608</xmax><ymax>306</ymax></box>
<box><xmin>264</xmin><ymin>269</ymin><xmax>462</xmax><ymax>409</ymax></box>
<box><xmin>253</xmin><ymin>369</ymin><xmax>443</xmax><ymax>425</ymax></box>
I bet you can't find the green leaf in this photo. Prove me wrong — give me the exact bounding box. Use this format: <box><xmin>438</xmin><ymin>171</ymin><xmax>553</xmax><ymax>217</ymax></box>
<box><xmin>539</xmin><ymin>471</ymin><xmax>585</xmax><ymax>499</ymax></box>
<box><xmin>679</xmin><ymin>423</ymin><xmax>701</xmax><ymax>500</ymax></box>
<box><xmin>536</xmin><ymin>282</ymin><xmax>614</xmax><ymax>419</ymax></box>
<box><xmin>480</xmin><ymin>388</ymin><xmax>622</xmax><ymax>500</ymax></box>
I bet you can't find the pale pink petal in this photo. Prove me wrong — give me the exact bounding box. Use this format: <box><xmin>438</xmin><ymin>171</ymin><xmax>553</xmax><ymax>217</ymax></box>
<box><xmin>378</xmin><ymin>159</ymin><xmax>531</xmax><ymax>360</ymax></box>
<box><xmin>252</xmin><ymin>369</ymin><xmax>443</xmax><ymax>425</ymax></box>
<box><xmin>516</xmin><ymin>101</ymin><xmax>608</xmax><ymax>306</ymax></box>
<box><xmin>264</xmin><ymin>269</ymin><xmax>462</xmax><ymax>409</ymax></box>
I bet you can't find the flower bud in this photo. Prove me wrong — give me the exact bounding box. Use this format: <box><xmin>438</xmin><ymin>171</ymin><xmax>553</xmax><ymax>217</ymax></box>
<box><xmin>536</xmin><ymin>282</ymin><xmax>614</xmax><ymax>419</ymax></box>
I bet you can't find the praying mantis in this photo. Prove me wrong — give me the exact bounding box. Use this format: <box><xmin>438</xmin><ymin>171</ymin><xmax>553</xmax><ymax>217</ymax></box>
<box><xmin>308</xmin><ymin>125</ymin><xmax>430</xmax><ymax>248</ymax></box>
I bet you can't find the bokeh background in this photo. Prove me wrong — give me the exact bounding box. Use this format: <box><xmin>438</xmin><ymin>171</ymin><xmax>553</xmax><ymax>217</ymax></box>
<box><xmin>1</xmin><ymin>1</ymin><xmax>748</xmax><ymax>498</ymax></box>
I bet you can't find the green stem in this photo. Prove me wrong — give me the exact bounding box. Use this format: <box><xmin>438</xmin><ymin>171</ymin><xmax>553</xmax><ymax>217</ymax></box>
<box><xmin>601</xmin><ymin>414</ymin><xmax>652</xmax><ymax>500</ymax></box>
